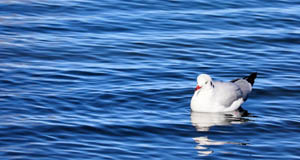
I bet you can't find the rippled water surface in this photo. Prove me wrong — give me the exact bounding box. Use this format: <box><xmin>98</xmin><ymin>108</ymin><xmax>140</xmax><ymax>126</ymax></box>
<box><xmin>1</xmin><ymin>0</ymin><xmax>300</xmax><ymax>159</ymax></box>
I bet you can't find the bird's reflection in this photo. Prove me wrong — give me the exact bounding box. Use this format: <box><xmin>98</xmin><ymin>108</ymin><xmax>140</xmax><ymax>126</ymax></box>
<box><xmin>191</xmin><ymin>108</ymin><xmax>250</xmax><ymax>156</ymax></box>
<box><xmin>191</xmin><ymin>107</ymin><xmax>249</xmax><ymax>132</ymax></box>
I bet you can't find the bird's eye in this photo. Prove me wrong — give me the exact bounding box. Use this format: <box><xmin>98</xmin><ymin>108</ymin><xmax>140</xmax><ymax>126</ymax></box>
<box><xmin>205</xmin><ymin>81</ymin><xmax>208</xmax><ymax>84</ymax></box>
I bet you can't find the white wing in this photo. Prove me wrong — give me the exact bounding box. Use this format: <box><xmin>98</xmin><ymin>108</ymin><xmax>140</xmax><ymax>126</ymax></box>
<box><xmin>213</xmin><ymin>81</ymin><xmax>243</xmax><ymax>107</ymax></box>
<box><xmin>232</xmin><ymin>79</ymin><xmax>252</xmax><ymax>100</ymax></box>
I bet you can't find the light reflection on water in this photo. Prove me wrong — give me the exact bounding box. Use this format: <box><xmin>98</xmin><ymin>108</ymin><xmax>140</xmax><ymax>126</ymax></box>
<box><xmin>191</xmin><ymin>109</ymin><xmax>250</xmax><ymax>156</ymax></box>
<box><xmin>1</xmin><ymin>0</ymin><xmax>300</xmax><ymax>159</ymax></box>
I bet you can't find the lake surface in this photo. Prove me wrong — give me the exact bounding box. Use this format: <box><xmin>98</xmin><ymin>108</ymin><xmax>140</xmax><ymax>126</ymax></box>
<box><xmin>1</xmin><ymin>0</ymin><xmax>300</xmax><ymax>159</ymax></box>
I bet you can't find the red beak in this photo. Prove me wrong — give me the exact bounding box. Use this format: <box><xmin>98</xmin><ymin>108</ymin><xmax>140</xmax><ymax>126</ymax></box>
<box><xmin>195</xmin><ymin>85</ymin><xmax>201</xmax><ymax>91</ymax></box>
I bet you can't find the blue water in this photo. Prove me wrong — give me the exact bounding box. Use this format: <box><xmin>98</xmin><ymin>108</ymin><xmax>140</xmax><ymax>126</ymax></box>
<box><xmin>1</xmin><ymin>0</ymin><xmax>300</xmax><ymax>159</ymax></box>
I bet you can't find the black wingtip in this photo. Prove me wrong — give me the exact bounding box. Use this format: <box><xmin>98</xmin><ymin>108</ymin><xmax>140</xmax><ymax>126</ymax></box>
<box><xmin>243</xmin><ymin>72</ymin><xmax>257</xmax><ymax>86</ymax></box>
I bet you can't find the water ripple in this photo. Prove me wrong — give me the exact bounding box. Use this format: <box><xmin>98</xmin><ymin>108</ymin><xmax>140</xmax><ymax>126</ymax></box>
<box><xmin>1</xmin><ymin>0</ymin><xmax>300</xmax><ymax>159</ymax></box>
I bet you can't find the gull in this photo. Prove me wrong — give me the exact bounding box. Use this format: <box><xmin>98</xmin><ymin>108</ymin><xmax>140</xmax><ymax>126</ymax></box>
<box><xmin>191</xmin><ymin>73</ymin><xmax>257</xmax><ymax>112</ymax></box>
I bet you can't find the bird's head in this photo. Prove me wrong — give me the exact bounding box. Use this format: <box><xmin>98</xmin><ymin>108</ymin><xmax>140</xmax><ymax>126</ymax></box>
<box><xmin>195</xmin><ymin>74</ymin><xmax>214</xmax><ymax>91</ymax></box>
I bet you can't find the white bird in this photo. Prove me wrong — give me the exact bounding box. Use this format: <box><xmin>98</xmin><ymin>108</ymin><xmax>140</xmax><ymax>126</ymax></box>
<box><xmin>190</xmin><ymin>73</ymin><xmax>257</xmax><ymax>112</ymax></box>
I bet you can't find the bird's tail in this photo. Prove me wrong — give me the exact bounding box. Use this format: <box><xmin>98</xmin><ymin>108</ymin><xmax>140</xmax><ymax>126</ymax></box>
<box><xmin>243</xmin><ymin>72</ymin><xmax>257</xmax><ymax>86</ymax></box>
